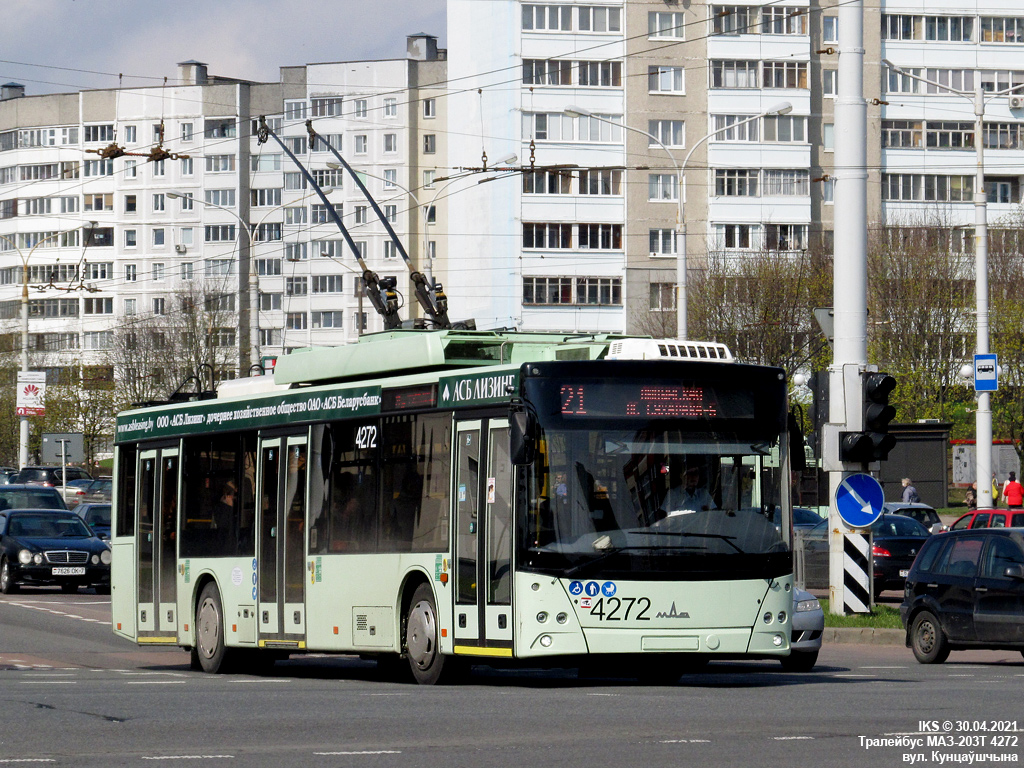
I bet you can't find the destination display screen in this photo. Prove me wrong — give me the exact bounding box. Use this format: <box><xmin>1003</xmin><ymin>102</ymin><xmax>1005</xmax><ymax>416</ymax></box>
<box><xmin>553</xmin><ymin>381</ymin><xmax>756</xmax><ymax>420</ymax></box>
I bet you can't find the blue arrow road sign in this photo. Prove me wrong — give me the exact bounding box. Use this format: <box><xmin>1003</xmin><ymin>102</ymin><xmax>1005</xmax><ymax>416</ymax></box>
<box><xmin>836</xmin><ymin>473</ymin><xmax>884</xmax><ymax>528</ymax></box>
<box><xmin>974</xmin><ymin>354</ymin><xmax>998</xmax><ymax>392</ymax></box>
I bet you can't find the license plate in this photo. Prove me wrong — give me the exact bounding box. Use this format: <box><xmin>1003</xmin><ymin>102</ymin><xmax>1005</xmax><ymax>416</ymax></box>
<box><xmin>52</xmin><ymin>567</ymin><xmax>85</xmax><ymax>576</ymax></box>
<box><xmin>899</xmin><ymin>569</ymin><xmax>909</xmax><ymax>578</ymax></box>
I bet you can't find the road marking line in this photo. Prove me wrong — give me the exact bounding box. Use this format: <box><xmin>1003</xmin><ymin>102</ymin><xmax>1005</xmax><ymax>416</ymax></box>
<box><xmin>860</xmin><ymin>666</ymin><xmax>906</xmax><ymax>669</ymax></box>
<box><xmin>774</xmin><ymin>736</ymin><xmax>814</xmax><ymax>740</ymax></box>
<box><xmin>948</xmin><ymin>674</ymin><xmax>975</xmax><ymax>677</ymax></box>
<box><xmin>229</xmin><ymin>679</ymin><xmax>291</xmax><ymax>684</ymax></box>
<box><xmin>659</xmin><ymin>740</ymin><xmax>711</xmax><ymax>744</ymax></box>
<box><xmin>125</xmin><ymin>681</ymin><xmax>188</xmax><ymax>685</ymax></box>
<box><xmin>832</xmin><ymin>674</ymin><xmax>872</xmax><ymax>677</ymax></box>
<box><xmin>313</xmin><ymin>751</ymin><xmax>401</xmax><ymax>756</ymax></box>
<box><xmin>18</xmin><ymin>681</ymin><xmax>76</xmax><ymax>685</ymax></box>
<box><xmin>0</xmin><ymin>759</ymin><xmax>58</xmax><ymax>763</ymax></box>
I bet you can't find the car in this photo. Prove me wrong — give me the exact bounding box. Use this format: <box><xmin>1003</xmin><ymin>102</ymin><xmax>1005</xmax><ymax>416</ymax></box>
<box><xmin>770</xmin><ymin>506</ymin><xmax>824</xmax><ymax>533</ymax></box>
<box><xmin>783</xmin><ymin>587</ymin><xmax>823</xmax><ymax>672</ymax></box>
<box><xmin>60</xmin><ymin>478</ymin><xmax>95</xmax><ymax>505</ymax></box>
<box><xmin>799</xmin><ymin>513</ymin><xmax>931</xmax><ymax>598</ymax></box>
<box><xmin>901</xmin><ymin>528</ymin><xmax>1024</xmax><ymax>664</ymax></box>
<box><xmin>949</xmin><ymin>508</ymin><xmax>1024</xmax><ymax>531</ymax></box>
<box><xmin>0</xmin><ymin>508</ymin><xmax>112</xmax><ymax>594</ymax></box>
<box><xmin>884</xmin><ymin>502</ymin><xmax>946</xmax><ymax>533</ymax></box>
<box><xmin>0</xmin><ymin>484</ymin><xmax>67</xmax><ymax>511</ymax></box>
<box><xmin>79</xmin><ymin>477</ymin><xmax>112</xmax><ymax>503</ymax></box>
<box><xmin>10</xmin><ymin>466</ymin><xmax>92</xmax><ymax>488</ymax></box>
<box><xmin>71</xmin><ymin>503</ymin><xmax>111</xmax><ymax>539</ymax></box>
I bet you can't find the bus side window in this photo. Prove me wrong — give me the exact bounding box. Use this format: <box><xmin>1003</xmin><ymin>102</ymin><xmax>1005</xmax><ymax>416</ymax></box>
<box><xmin>116</xmin><ymin>445</ymin><xmax>137</xmax><ymax>537</ymax></box>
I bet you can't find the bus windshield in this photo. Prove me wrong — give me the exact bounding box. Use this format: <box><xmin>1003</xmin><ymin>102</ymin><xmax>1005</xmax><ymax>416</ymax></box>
<box><xmin>520</xmin><ymin>426</ymin><xmax>790</xmax><ymax>580</ymax></box>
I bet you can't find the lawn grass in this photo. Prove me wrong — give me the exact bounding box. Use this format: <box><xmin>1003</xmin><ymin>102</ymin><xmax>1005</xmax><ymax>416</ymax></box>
<box><xmin>819</xmin><ymin>598</ymin><xmax>904</xmax><ymax>629</ymax></box>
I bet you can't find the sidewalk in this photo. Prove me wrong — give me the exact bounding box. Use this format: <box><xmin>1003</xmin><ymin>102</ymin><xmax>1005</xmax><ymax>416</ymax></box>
<box><xmin>824</xmin><ymin>627</ymin><xmax>904</xmax><ymax>646</ymax></box>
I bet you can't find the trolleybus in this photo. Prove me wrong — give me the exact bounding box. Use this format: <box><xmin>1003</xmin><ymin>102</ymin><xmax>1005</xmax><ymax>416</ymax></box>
<box><xmin>111</xmin><ymin>330</ymin><xmax>799</xmax><ymax>683</ymax></box>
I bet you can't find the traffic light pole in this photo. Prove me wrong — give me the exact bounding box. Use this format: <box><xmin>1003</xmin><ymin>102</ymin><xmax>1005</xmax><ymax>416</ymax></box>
<box><xmin>827</xmin><ymin>0</ymin><xmax>870</xmax><ymax>615</ymax></box>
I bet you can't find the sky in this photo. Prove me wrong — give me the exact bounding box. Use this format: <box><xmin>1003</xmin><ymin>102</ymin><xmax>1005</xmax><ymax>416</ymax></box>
<box><xmin>3</xmin><ymin>0</ymin><xmax>448</xmax><ymax>97</ymax></box>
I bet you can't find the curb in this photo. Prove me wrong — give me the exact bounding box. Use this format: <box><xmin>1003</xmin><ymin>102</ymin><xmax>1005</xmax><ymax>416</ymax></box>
<box><xmin>824</xmin><ymin>627</ymin><xmax>905</xmax><ymax>646</ymax></box>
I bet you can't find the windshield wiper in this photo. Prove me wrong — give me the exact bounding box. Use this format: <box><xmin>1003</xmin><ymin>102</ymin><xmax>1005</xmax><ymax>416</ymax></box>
<box><xmin>563</xmin><ymin>546</ymin><xmax>664</xmax><ymax>578</ymax></box>
<box><xmin>633</xmin><ymin>530</ymin><xmax>744</xmax><ymax>553</ymax></box>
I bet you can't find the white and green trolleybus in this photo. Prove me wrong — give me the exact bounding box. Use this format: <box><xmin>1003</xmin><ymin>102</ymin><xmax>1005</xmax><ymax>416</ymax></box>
<box><xmin>111</xmin><ymin>330</ymin><xmax>799</xmax><ymax>683</ymax></box>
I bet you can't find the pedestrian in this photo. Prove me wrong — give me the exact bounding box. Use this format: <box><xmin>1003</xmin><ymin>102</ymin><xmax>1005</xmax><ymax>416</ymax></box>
<box><xmin>992</xmin><ymin>473</ymin><xmax>1000</xmax><ymax>506</ymax></box>
<box><xmin>901</xmin><ymin>477</ymin><xmax>920</xmax><ymax>504</ymax></box>
<box><xmin>1003</xmin><ymin>472</ymin><xmax>1023</xmax><ymax>509</ymax></box>
<box><xmin>965</xmin><ymin>483</ymin><xmax>977</xmax><ymax>510</ymax></box>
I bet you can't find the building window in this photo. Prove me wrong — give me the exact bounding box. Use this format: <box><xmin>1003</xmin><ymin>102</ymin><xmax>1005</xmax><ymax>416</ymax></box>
<box><xmin>522</xmin><ymin>4</ymin><xmax>572</xmax><ymax>31</ymax></box>
<box><xmin>523</xmin><ymin>169</ymin><xmax>572</xmax><ymax>194</ymax></box>
<box><xmin>384</xmin><ymin>98</ymin><xmax>397</xmax><ymax>117</ymax></box>
<box><xmin>310</xmin><ymin>203</ymin><xmax>342</xmax><ymax>224</ymax></box>
<box><xmin>763</xmin><ymin>170</ymin><xmax>810</xmax><ymax>196</ymax></box>
<box><xmin>384</xmin><ymin>242</ymin><xmax>398</xmax><ymax>259</ymax></box>
<box><xmin>285</xmin><ymin>243</ymin><xmax>308</xmax><ymax>261</ymax></box>
<box><xmin>285</xmin><ymin>206</ymin><xmax>308</xmax><ymax>225</ymax></box>
<box><xmin>125</xmin><ymin>264</ymin><xmax>137</xmax><ymax>282</ymax></box>
<box><xmin>204</xmin><ymin>189</ymin><xmax>235</xmax><ymax>207</ymax></box>
<box><xmin>578</xmin><ymin>169</ymin><xmax>622</xmax><ymax>195</ymax></box>
<box><xmin>260</xmin><ymin>329</ymin><xmax>282</xmax><ymax>346</ymax></box>
<box><xmin>180</xmin><ymin>262</ymin><xmax>194</xmax><ymax>280</ymax></box>
<box><xmin>84</xmin><ymin>297</ymin><xmax>114</xmax><ymax>315</ymax></box>
<box><xmin>284</xmin><ymin>173</ymin><xmax>306</xmax><ymax>191</ymax></box>
<box><xmin>153</xmin><ymin>297</ymin><xmax>166</xmax><ymax>315</ymax></box>
<box><xmin>523</xmin><ymin>276</ymin><xmax>572</xmax><ymax>304</ymax></box>
<box><xmin>763</xmin><ymin>115</ymin><xmax>807</xmax><ymax>142</ymax></box>
<box><xmin>181</xmin><ymin>122</ymin><xmax>193</xmax><ymax>142</ymax></box>
<box><xmin>650</xmin><ymin>283</ymin><xmax>676</xmax><ymax>311</ymax></box>
<box><xmin>311</xmin><ymin>134</ymin><xmax>342</xmax><ymax>153</ymax></box>
<box><xmin>576</xmin><ymin>114</ymin><xmax>622</xmax><ymax>142</ymax></box>
<box><xmin>578</xmin><ymin>224</ymin><xmax>623</xmax><ymax>250</ymax></box>
<box><xmin>761</xmin><ymin>6</ymin><xmax>807</xmax><ymax>35</ymax></box>
<box><xmin>251</xmin><ymin>154</ymin><xmax>282</xmax><ymax>172</ymax></box>
<box><xmin>285</xmin><ymin>277</ymin><xmax>308</xmax><ymax>296</ymax></box>
<box><xmin>649</xmin><ymin>11</ymin><xmax>684</xmax><ymax>38</ymax></box>
<box><xmin>712</xmin><ymin>114</ymin><xmax>760</xmax><ymax>141</ymax></box>
<box><xmin>152</xmin><ymin>228</ymin><xmax>165</xmax><ymax>246</ymax></box>
<box><xmin>384</xmin><ymin>204</ymin><xmax>397</xmax><ymax>223</ymax></box>
<box><xmin>205</xmin><ymin>225</ymin><xmax>236</xmax><ymax>242</ymax></box>
<box><xmin>523</xmin><ymin>59</ymin><xmax>572</xmax><ymax>85</ymax></box>
<box><xmin>715</xmin><ymin>169</ymin><xmax>759</xmax><ymax>196</ymax></box>
<box><xmin>152</xmin><ymin>159</ymin><xmax>165</xmax><ymax>177</ymax></box>
<box><xmin>823</xmin><ymin>69</ymin><xmax>837</xmax><ymax>97</ymax></box>
<box><xmin>285</xmin><ymin>100</ymin><xmax>308</xmax><ymax>120</ymax></box>
<box><xmin>124</xmin><ymin>125</ymin><xmax>137</xmax><ymax>143</ymax></box>
<box><xmin>355</xmin><ymin>135</ymin><xmax>368</xmax><ymax>154</ymax></box>
<box><xmin>523</xmin><ymin>112</ymin><xmax>575</xmax><ymax>141</ymax></box>
<box><xmin>578</xmin><ymin>61</ymin><xmax>622</xmax><ymax>87</ymax></box>
<box><xmin>205</xmin><ymin>154</ymin><xmax>236</xmax><ymax>172</ymax></box>
<box><xmin>124</xmin><ymin>194</ymin><xmax>137</xmax><ymax>213</ymax></box>
<box><xmin>260</xmin><ymin>293</ymin><xmax>282</xmax><ymax>311</ymax></box>
<box><xmin>423</xmin><ymin>134</ymin><xmax>437</xmax><ymax>154</ymax></box>
<box><xmin>257</xmin><ymin>259</ymin><xmax>282</xmax><ymax>276</ymax></box>
<box><xmin>710</xmin><ymin>60</ymin><xmax>759</xmax><ymax>88</ymax></box>
<box><xmin>649</xmin><ymin>229</ymin><xmax>677</xmax><ymax>256</ymax></box>
<box><xmin>285</xmin><ymin>136</ymin><xmax>307</xmax><ymax>155</ymax></box>
<box><xmin>882</xmin><ymin>173</ymin><xmax>974</xmax><ymax>202</ymax></box>
<box><xmin>312</xmin><ymin>311</ymin><xmax>344</xmax><ymax>329</ymax></box>
<box><xmin>125</xmin><ymin>160</ymin><xmax>137</xmax><ymax>179</ymax></box>
<box><xmin>711</xmin><ymin>5</ymin><xmax>754</xmax><ymax>35</ymax></box>
<box><xmin>286</xmin><ymin>313</ymin><xmax>307</xmax><ymax>331</ymax></box>
<box><xmin>648</xmin><ymin>66</ymin><xmax>685</xmax><ymax>93</ymax></box>
<box><xmin>926</xmin><ymin>121</ymin><xmax>975</xmax><ymax>149</ymax></box>
<box><xmin>384</xmin><ymin>134</ymin><xmax>398</xmax><ymax>153</ymax></box>
<box><xmin>578</xmin><ymin>5</ymin><xmax>621</xmax><ymax>32</ymax></box>
<box><xmin>766</xmin><ymin>224</ymin><xmax>809</xmax><ymax>251</ymax></box>
<box><xmin>84</xmin><ymin>124</ymin><xmax>115</xmax><ymax>143</ymax></box>
<box><xmin>153</xmin><ymin>263</ymin><xmax>165</xmax><ymax>281</ymax></box>
<box><xmin>649</xmin><ymin>173</ymin><xmax>678</xmax><ymax>201</ymax></box>
<box><xmin>423</xmin><ymin>98</ymin><xmax>436</xmax><ymax>118</ymax></box>
<box><xmin>523</xmin><ymin>222</ymin><xmax>572</xmax><ymax>249</ymax></box>
<box><xmin>124</xmin><ymin>298</ymin><xmax>136</xmax><ymax>316</ymax></box>
<box><xmin>84</xmin><ymin>331</ymin><xmax>113</xmax><ymax>350</ymax></box>
<box><xmin>648</xmin><ymin>119</ymin><xmax>685</xmax><ymax>147</ymax></box>
<box><xmin>823</xmin><ymin>16</ymin><xmax>838</xmax><ymax>42</ymax></box>
<box><xmin>716</xmin><ymin>223</ymin><xmax>755</xmax><ymax>250</ymax></box>
<box><xmin>763</xmin><ymin>61</ymin><xmax>809</xmax><ymax>88</ymax></box>
<box><xmin>124</xmin><ymin>230</ymin><xmax>137</xmax><ymax>249</ymax></box>
<box><xmin>522</xmin><ymin>276</ymin><xmax>622</xmax><ymax>305</ymax></box>
<box><xmin>251</xmin><ymin>188</ymin><xmax>282</xmax><ymax>207</ymax></box>
<box><xmin>354</xmin><ymin>206</ymin><xmax>367</xmax><ymax>225</ymax></box>
<box><xmin>311</xmin><ymin>97</ymin><xmax>343</xmax><ymax>117</ymax></box>
<box><xmin>312</xmin><ymin>275</ymin><xmax>344</xmax><ymax>293</ymax></box>
<box><xmin>981</xmin><ymin>17</ymin><xmax>1024</xmax><ymax>43</ymax></box>
<box><xmin>181</xmin><ymin>157</ymin><xmax>194</xmax><ymax>175</ymax></box>
<box><xmin>383</xmin><ymin>169</ymin><xmax>397</xmax><ymax>188</ymax></box>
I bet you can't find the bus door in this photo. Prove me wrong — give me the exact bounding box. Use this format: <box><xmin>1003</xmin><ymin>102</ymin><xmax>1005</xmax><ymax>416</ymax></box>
<box><xmin>137</xmin><ymin>446</ymin><xmax>180</xmax><ymax>640</ymax></box>
<box><xmin>256</xmin><ymin>435</ymin><xmax>308</xmax><ymax>646</ymax></box>
<box><xmin>452</xmin><ymin>418</ymin><xmax>513</xmax><ymax>655</ymax></box>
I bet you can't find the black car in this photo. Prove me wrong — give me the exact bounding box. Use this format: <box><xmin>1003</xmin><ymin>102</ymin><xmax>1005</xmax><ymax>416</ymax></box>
<box><xmin>883</xmin><ymin>502</ymin><xmax>946</xmax><ymax>533</ymax></box>
<box><xmin>901</xmin><ymin>528</ymin><xmax>1024</xmax><ymax>663</ymax></box>
<box><xmin>71</xmin><ymin>503</ymin><xmax>111</xmax><ymax>539</ymax></box>
<box><xmin>0</xmin><ymin>509</ymin><xmax>111</xmax><ymax>594</ymax></box>
<box><xmin>0</xmin><ymin>484</ymin><xmax>67</xmax><ymax>511</ymax></box>
<box><xmin>11</xmin><ymin>466</ymin><xmax>92</xmax><ymax>487</ymax></box>
<box><xmin>799</xmin><ymin>513</ymin><xmax>930</xmax><ymax>598</ymax></box>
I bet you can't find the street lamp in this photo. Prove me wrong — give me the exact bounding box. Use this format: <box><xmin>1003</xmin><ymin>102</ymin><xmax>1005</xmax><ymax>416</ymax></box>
<box><xmin>880</xmin><ymin>60</ymin><xmax>1021</xmax><ymax>509</ymax></box>
<box><xmin>564</xmin><ymin>103</ymin><xmax>791</xmax><ymax>339</ymax></box>
<box><xmin>0</xmin><ymin>222</ymin><xmax>96</xmax><ymax>468</ymax></box>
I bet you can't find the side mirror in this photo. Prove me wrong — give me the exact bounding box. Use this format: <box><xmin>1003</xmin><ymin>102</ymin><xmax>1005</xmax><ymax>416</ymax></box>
<box><xmin>510</xmin><ymin>410</ymin><xmax>536</xmax><ymax>465</ymax></box>
<box><xmin>929</xmin><ymin>523</ymin><xmax>944</xmax><ymax>535</ymax></box>
<box><xmin>1003</xmin><ymin>564</ymin><xmax>1024</xmax><ymax>580</ymax></box>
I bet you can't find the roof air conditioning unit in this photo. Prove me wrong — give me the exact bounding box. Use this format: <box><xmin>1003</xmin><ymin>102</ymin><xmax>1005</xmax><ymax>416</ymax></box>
<box><xmin>1010</xmin><ymin>96</ymin><xmax>1024</xmax><ymax>110</ymax></box>
<box><xmin>175</xmin><ymin>244</ymin><xmax>187</xmax><ymax>254</ymax></box>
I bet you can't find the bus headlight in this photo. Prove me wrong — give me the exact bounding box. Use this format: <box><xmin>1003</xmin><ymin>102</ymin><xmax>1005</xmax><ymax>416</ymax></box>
<box><xmin>762</xmin><ymin>612</ymin><xmax>774</xmax><ymax>624</ymax></box>
<box><xmin>536</xmin><ymin>612</ymin><xmax>548</xmax><ymax>623</ymax></box>
<box><xmin>18</xmin><ymin>549</ymin><xmax>33</xmax><ymax>564</ymax></box>
<box><xmin>772</xmin><ymin>634</ymin><xmax>784</xmax><ymax>647</ymax></box>
<box><xmin>539</xmin><ymin>635</ymin><xmax>553</xmax><ymax>647</ymax></box>
<box><xmin>100</xmin><ymin>549</ymin><xmax>112</xmax><ymax>565</ymax></box>
<box><xmin>556</xmin><ymin>612</ymin><xmax>568</xmax><ymax>624</ymax></box>
<box><xmin>777</xmin><ymin>611</ymin><xmax>787</xmax><ymax>624</ymax></box>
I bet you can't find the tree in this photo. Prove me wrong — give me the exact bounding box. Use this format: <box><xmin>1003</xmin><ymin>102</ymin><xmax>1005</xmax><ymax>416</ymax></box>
<box><xmin>988</xmin><ymin>222</ymin><xmax>1024</xmax><ymax>458</ymax></box>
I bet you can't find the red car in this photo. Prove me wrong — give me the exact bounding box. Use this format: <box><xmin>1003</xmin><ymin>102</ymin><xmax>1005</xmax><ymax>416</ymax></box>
<box><xmin>949</xmin><ymin>509</ymin><xmax>1024</xmax><ymax>530</ymax></box>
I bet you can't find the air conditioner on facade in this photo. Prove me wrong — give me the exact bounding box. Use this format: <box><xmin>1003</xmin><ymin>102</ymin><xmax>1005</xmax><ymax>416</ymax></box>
<box><xmin>1010</xmin><ymin>96</ymin><xmax>1024</xmax><ymax>110</ymax></box>
<box><xmin>174</xmin><ymin>244</ymin><xmax>187</xmax><ymax>253</ymax></box>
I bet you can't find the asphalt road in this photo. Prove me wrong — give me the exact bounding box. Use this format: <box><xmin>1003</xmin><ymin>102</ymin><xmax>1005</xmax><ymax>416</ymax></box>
<box><xmin>2</xmin><ymin>590</ymin><xmax>1022</xmax><ymax>768</ymax></box>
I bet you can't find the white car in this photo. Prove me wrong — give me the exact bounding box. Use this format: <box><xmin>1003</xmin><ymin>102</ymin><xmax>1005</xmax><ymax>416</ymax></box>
<box><xmin>782</xmin><ymin>587</ymin><xmax>823</xmax><ymax>671</ymax></box>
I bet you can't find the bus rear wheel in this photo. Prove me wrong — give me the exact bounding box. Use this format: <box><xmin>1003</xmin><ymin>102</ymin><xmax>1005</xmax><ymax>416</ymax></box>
<box><xmin>405</xmin><ymin>584</ymin><xmax>452</xmax><ymax>685</ymax></box>
<box><xmin>195</xmin><ymin>583</ymin><xmax>231</xmax><ymax>673</ymax></box>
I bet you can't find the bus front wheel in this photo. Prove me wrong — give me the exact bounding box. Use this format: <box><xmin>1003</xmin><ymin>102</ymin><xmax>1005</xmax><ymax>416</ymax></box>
<box><xmin>195</xmin><ymin>583</ymin><xmax>231</xmax><ymax>673</ymax></box>
<box><xmin>405</xmin><ymin>583</ymin><xmax>450</xmax><ymax>685</ymax></box>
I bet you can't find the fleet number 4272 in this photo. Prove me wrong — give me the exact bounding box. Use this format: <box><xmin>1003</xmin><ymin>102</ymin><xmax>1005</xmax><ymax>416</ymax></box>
<box><xmin>589</xmin><ymin>596</ymin><xmax>651</xmax><ymax>621</ymax></box>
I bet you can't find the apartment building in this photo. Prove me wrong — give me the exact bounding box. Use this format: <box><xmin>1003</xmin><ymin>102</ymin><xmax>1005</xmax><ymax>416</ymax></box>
<box><xmin>0</xmin><ymin>35</ymin><xmax>446</xmax><ymax>389</ymax></box>
<box><xmin>447</xmin><ymin>0</ymin><xmax>1024</xmax><ymax>335</ymax></box>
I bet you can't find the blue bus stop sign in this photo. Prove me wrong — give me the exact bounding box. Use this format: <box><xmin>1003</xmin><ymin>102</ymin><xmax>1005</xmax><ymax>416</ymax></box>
<box><xmin>974</xmin><ymin>354</ymin><xmax>998</xmax><ymax>392</ymax></box>
<box><xmin>835</xmin><ymin>473</ymin><xmax>884</xmax><ymax>529</ymax></box>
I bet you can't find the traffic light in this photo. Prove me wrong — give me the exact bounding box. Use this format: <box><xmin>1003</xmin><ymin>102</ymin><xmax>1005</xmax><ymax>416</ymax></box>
<box><xmin>839</xmin><ymin>372</ymin><xmax>897</xmax><ymax>463</ymax></box>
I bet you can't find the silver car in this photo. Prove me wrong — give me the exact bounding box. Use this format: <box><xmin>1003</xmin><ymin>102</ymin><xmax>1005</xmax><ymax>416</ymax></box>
<box><xmin>782</xmin><ymin>587</ymin><xmax>823</xmax><ymax>671</ymax></box>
